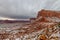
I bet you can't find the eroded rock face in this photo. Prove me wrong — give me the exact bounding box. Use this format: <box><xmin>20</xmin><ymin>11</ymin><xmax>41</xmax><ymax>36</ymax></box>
<box><xmin>37</xmin><ymin>9</ymin><xmax>60</xmax><ymax>22</ymax></box>
<box><xmin>37</xmin><ymin>9</ymin><xmax>60</xmax><ymax>18</ymax></box>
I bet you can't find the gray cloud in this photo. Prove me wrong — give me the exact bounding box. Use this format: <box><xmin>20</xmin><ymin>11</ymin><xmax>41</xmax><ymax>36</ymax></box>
<box><xmin>0</xmin><ymin>0</ymin><xmax>60</xmax><ymax>19</ymax></box>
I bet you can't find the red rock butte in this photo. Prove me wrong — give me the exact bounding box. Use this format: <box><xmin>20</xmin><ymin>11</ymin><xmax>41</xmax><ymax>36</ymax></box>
<box><xmin>37</xmin><ymin>9</ymin><xmax>60</xmax><ymax>18</ymax></box>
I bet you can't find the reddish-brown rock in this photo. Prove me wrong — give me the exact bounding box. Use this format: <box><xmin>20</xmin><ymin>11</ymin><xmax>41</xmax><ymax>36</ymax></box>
<box><xmin>37</xmin><ymin>9</ymin><xmax>60</xmax><ymax>18</ymax></box>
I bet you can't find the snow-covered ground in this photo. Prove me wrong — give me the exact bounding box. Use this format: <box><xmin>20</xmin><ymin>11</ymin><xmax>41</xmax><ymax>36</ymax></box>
<box><xmin>0</xmin><ymin>21</ymin><xmax>59</xmax><ymax>40</ymax></box>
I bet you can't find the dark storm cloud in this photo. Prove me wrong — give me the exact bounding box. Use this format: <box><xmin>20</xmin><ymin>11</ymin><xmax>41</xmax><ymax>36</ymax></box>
<box><xmin>0</xmin><ymin>0</ymin><xmax>59</xmax><ymax>19</ymax></box>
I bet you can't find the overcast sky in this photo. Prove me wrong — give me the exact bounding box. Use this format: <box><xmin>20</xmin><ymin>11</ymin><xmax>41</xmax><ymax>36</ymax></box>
<box><xmin>0</xmin><ymin>0</ymin><xmax>60</xmax><ymax>19</ymax></box>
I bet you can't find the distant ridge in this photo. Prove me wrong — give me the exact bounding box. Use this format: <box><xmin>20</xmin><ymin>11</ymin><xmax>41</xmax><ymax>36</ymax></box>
<box><xmin>0</xmin><ymin>19</ymin><xmax>30</xmax><ymax>23</ymax></box>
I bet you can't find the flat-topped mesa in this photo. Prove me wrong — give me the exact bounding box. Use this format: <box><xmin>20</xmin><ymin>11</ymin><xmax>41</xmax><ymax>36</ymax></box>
<box><xmin>37</xmin><ymin>9</ymin><xmax>60</xmax><ymax>18</ymax></box>
<box><xmin>36</xmin><ymin>9</ymin><xmax>60</xmax><ymax>22</ymax></box>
